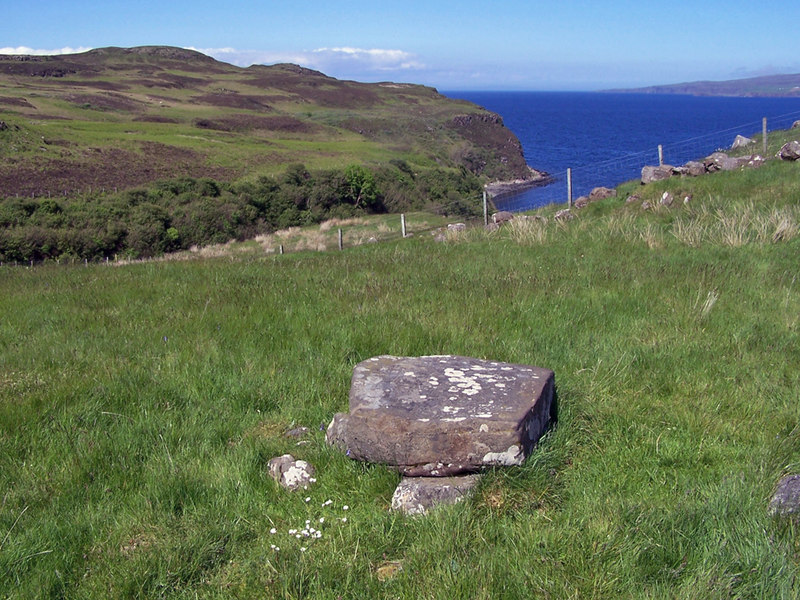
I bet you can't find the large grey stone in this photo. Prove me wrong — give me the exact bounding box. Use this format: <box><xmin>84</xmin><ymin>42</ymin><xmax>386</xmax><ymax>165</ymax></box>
<box><xmin>641</xmin><ymin>164</ymin><xmax>674</xmax><ymax>184</ymax></box>
<box><xmin>589</xmin><ymin>186</ymin><xmax>617</xmax><ymax>201</ymax></box>
<box><xmin>391</xmin><ymin>475</ymin><xmax>481</xmax><ymax>515</ymax></box>
<box><xmin>769</xmin><ymin>474</ymin><xmax>800</xmax><ymax>518</ymax></box>
<box><xmin>777</xmin><ymin>141</ymin><xmax>800</xmax><ymax>161</ymax></box>
<box><xmin>731</xmin><ymin>134</ymin><xmax>754</xmax><ymax>149</ymax></box>
<box><xmin>705</xmin><ymin>152</ymin><xmax>749</xmax><ymax>172</ymax></box>
<box><xmin>683</xmin><ymin>161</ymin><xmax>707</xmax><ymax>177</ymax></box>
<box><xmin>492</xmin><ymin>211</ymin><xmax>514</xmax><ymax>224</ymax></box>
<box><xmin>326</xmin><ymin>355</ymin><xmax>555</xmax><ymax>476</ymax></box>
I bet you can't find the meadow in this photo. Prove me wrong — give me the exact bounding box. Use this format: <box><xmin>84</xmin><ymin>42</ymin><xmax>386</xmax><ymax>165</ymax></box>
<box><xmin>1</xmin><ymin>154</ymin><xmax>800</xmax><ymax>598</ymax></box>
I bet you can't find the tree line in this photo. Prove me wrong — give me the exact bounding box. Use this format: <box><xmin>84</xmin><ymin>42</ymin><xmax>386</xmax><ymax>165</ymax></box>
<box><xmin>0</xmin><ymin>162</ymin><xmax>482</xmax><ymax>262</ymax></box>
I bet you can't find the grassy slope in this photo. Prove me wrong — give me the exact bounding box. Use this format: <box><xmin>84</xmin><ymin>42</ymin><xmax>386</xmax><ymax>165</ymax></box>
<box><xmin>0</xmin><ymin>47</ymin><xmax>530</xmax><ymax>197</ymax></box>
<box><xmin>1</xmin><ymin>140</ymin><xmax>800</xmax><ymax>598</ymax></box>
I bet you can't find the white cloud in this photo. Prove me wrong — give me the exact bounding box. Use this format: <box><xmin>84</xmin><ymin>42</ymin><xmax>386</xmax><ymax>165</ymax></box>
<box><xmin>311</xmin><ymin>47</ymin><xmax>424</xmax><ymax>71</ymax></box>
<box><xmin>191</xmin><ymin>46</ymin><xmax>424</xmax><ymax>80</ymax></box>
<box><xmin>186</xmin><ymin>47</ymin><xmax>314</xmax><ymax>68</ymax></box>
<box><xmin>0</xmin><ymin>46</ymin><xmax>93</xmax><ymax>56</ymax></box>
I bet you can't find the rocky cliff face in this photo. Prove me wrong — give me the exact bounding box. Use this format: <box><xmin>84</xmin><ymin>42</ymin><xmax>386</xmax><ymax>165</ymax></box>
<box><xmin>448</xmin><ymin>113</ymin><xmax>531</xmax><ymax>181</ymax></box>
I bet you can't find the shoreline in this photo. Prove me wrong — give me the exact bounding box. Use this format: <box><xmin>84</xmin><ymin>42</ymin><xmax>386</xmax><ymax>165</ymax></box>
<box><xmin>484</xmin><ymin>167</ymin><xmax>554</xmax><ymax>198</ymax></box>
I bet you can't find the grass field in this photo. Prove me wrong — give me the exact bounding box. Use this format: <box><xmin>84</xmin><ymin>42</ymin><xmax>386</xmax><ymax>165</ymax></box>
<box><xmin>1</xmin><ymin>155</ymin><xmax>799</xmax><ymax>598</ymax></box>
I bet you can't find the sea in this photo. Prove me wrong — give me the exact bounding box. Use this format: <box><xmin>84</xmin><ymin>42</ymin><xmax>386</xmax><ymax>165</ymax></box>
<box><xmin>443</xmin><ymin>91</ymin><xmax>800</xmax><ymax>212</ymax></box>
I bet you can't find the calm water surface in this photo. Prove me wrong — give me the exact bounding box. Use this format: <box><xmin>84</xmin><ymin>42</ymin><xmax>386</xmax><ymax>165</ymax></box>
<box><xmin>444</xmin><ymin>91</ymin><xmax>800</xmax><ymax>211</ymax></box>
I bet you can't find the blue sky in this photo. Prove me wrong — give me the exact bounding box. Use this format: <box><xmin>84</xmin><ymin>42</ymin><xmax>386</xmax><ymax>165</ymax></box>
<box><xmin>2</xmin><ymin>1</ymin><xmax>798</xmax><ymax>90</ymax></box>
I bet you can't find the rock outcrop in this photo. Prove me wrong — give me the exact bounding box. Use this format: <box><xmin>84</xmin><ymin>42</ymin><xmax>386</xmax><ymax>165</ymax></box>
<box><xmin>641</xmin><ymin>150</ymin><xmax>767</xmax><ymax>185</ymax></box>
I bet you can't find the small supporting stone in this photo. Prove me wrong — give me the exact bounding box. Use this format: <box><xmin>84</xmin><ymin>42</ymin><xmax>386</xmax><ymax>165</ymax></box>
<box><xmin>391</xmin><ymin>474</ymin><xmax>481</xmax><ymax>516</ymax></box>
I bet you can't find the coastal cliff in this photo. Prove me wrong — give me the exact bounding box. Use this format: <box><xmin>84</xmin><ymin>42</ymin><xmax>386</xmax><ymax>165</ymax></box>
<box><xmin>0</xmin><ymin>46</ymin><xmax>537</xmax><ymax>195</ymax></box>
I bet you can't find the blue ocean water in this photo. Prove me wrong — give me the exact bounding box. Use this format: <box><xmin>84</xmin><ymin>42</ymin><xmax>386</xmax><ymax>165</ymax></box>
<box><xmin>444</xmin><ymin>91</ymin><xmax>800</xmax><ymax>211</ymax></box>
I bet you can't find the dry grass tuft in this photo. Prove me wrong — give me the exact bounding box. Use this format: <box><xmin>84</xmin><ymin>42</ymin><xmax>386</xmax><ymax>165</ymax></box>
<box><xmin>507</xmin><ymin>217</ymin><xmax>549</xmax><ymax>245</ymax></box>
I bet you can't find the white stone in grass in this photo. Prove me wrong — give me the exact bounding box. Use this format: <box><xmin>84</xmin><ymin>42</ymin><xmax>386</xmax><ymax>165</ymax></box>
<box><xmin>267</xmin><ymin>454</ymin><xmax>316</xmax><ymax>491</ymax></box>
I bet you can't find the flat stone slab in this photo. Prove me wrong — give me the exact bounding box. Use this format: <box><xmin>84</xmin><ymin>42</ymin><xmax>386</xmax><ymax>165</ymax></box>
<box><xmin>326</xmin><ymin>355</ymin><xmax>555</xmax><ymax>476</ymax></box>
<box><xmin>391</xmin><ymin>475</ymin><xmax>481</xmax><ymax>516</ymax></box>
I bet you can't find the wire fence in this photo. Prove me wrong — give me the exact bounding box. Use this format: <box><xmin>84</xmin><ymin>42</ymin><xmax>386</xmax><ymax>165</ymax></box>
<box><xmin>493</xmin><ymin>109</ymin><xmax>800</xmax><ymax>212</ymax></box>
<box><xmin>4</xmin><ymin>110</ymin><xmax>800</xmax><ymax>267</ymax></box>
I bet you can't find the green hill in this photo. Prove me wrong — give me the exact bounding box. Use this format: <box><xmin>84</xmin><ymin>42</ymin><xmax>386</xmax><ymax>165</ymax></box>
<box><xmin>0</xmin><ymin>46</ymin><xmax>549</xmax><ymax>260</ymax></box>
<box><xmin>0</xmin><ymin>46</ymin><xmax>537</xmax><ymax>197</ymax></box>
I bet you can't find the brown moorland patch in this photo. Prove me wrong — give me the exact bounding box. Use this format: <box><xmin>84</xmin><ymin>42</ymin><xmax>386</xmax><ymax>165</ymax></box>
<box><xmin>191</xmin><ymin>92</ymin><xmax>273</xmax><ymax>111</ymax></box>
<box><xmin>0</xmin><ymin>143</ymin><xmax>234</xmax><ymax>196</ymax></box>
<box><xmin>64</xmin><ymin>92</ymin><xmax>146</xmax><ymax>112</ymax></box>
<box><xmin>0</xmin><ymin>96</ymin><xmax>35</xmax><ymax>108</ymax></box>
<box><xmin>193</xmin><ymin>114</ymin><xmax>316</xmax><ymax>133</ymax></box>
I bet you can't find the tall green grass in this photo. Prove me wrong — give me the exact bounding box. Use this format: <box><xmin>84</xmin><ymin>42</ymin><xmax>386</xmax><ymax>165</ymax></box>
<box><xmin>1</xmin><ymin>160</ymin><xmax>800</xmax><ymax>598</ymax></box>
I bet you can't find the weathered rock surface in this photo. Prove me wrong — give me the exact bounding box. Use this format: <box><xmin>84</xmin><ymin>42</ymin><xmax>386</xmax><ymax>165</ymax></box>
<box><xmin>792</xmin><ymin>120</ymin><xmax>800</xmax><ymax>130</ymax></box>
<box><xmin>769</xmin><ymin>474</ymin><xmax>800</xmax><ymax>518</ymax></box>
<box><xmin>554</xmin><ymin>208</ymin><xmax>573</xmax><ymax>221</ymax></box>
<box><xmin>268</xmin><ymin>454</ymin><xmax>316</xmax><ymax>490</ymax></box>
<box><xmin>683</xmin><ymin>160</ymin><xmax>707</xmax><ymax>177</ymax></box>
<box><xmin>284</xmin><ymin>426</ymin><xmax>310</xmax><ymax>439</ymax></box>
<box><xmin>731</xmin><ymin>134</ymin><xmax>754</xmax><ymax>149</ymax></box>
<box><xmin>641</xmin><ymin>164</ymin><xmax>675</xmax><ymax>184</ymax></box>
<box><xmin>492</xmin><ymin>211</ymin><xmax>514</xmax><ymax>224</ymax></box>
<box><xmin>326</xmin><ymin>355</ymin><xmax>555</xmax><ymax>476</ymax></box>
<box><xmin>777</xmin><ymin>141</ymin><xmax>800</xmax><ymax>161</ymax></box>
<box><xmin>589</xmin><ymin>186</ymin><xmax>617</xmax><ymax>200</ymax></box>
<box><xmin>391</xmin><ymin>474</ymin><xmax>481</xmax><ymax>515</ymax></box>
<box><xmin>573</xmin><ymin>196</ymin><xmax>589</xmax><ymax>209</ymax></box>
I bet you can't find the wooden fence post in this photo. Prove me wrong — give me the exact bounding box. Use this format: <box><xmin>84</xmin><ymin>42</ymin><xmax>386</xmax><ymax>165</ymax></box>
<box><xmin>658</xmin><ymin>145</ymin><xmax>664</xmax><ymax>166</ymax></box>
<box><xmin>401</xmin><ymin>213</ymin><xmax>406</xmax><ymax>238</ymax></box>
<box><xmin>567</xmin><ymin>168</ymin><xmax>573</xmax><ymax>208</ymax></box>
<box><xmin>483</xmin><ymin>190</ymin><xmax>488</xmax><ymax>226</ymax></box>
<box><xmin>763</xmin><ymin>117</ymin><xmax>768</xmax><ymax>155</ymax></box>
<box><xmin>338</xmin><ymin>228</ymin><xmax>343</xmax><ymax>251</ymax></box>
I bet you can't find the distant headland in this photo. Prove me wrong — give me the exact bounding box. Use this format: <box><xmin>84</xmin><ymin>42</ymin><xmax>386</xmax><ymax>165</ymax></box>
<box><xmin>604</xmin><ymin>72</ymin><xmax>800</xmax><ymax>98</ymax></box>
